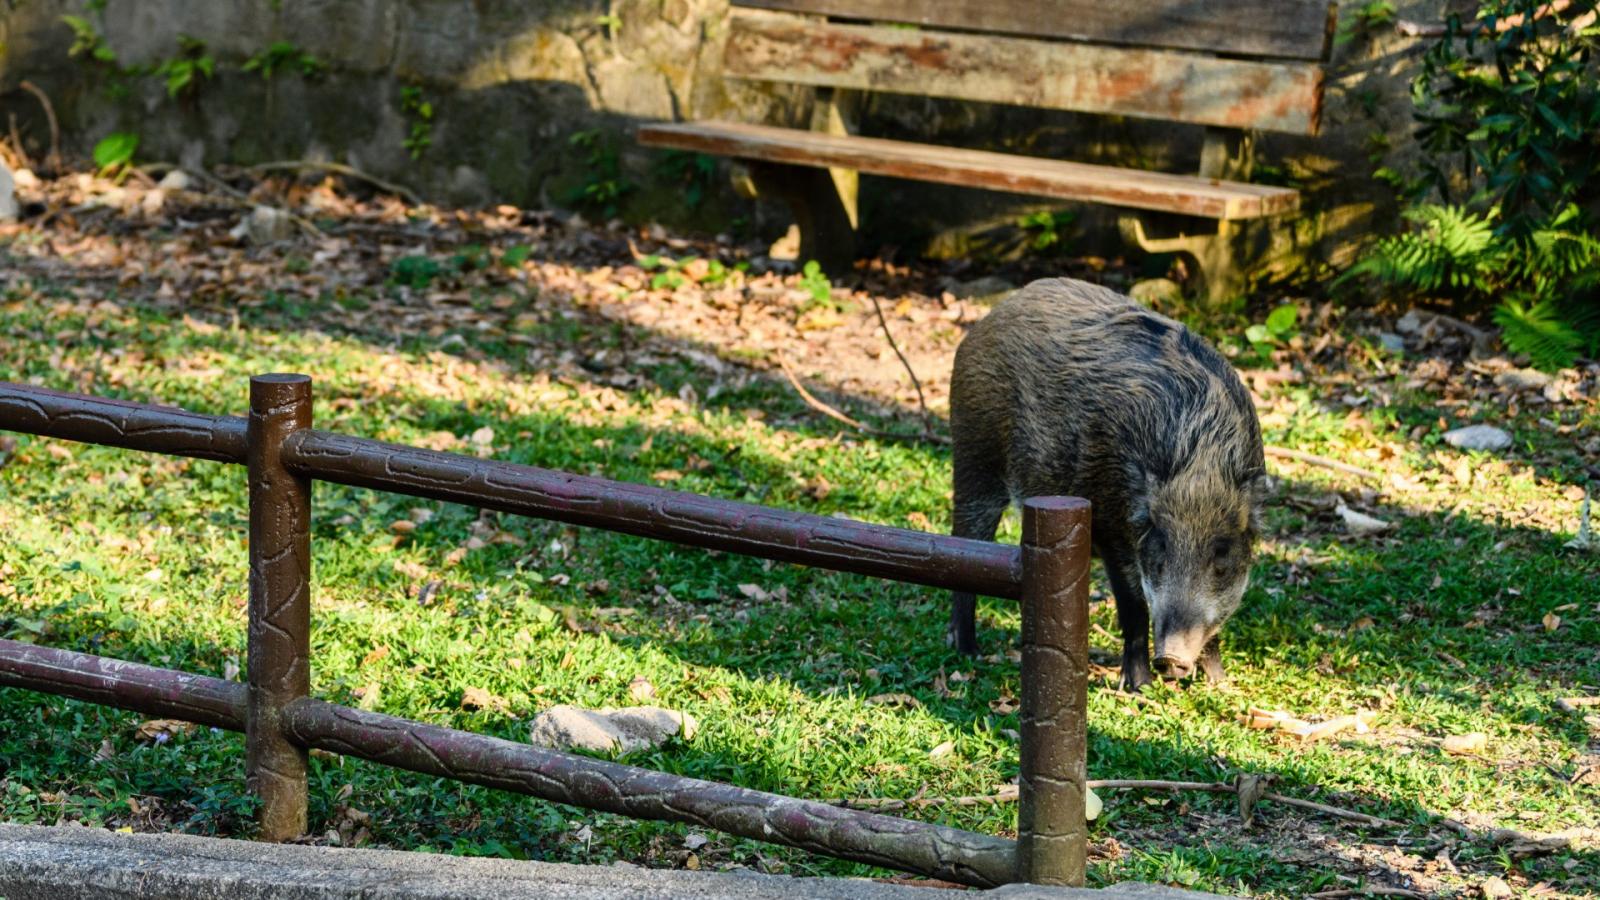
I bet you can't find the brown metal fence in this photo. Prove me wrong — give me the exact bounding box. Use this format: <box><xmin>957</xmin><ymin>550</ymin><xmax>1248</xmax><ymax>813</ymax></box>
<box><xmin>0</xmin><ymin>374</ymin><xmax>1092</xmax><ymax>888</ymax></box>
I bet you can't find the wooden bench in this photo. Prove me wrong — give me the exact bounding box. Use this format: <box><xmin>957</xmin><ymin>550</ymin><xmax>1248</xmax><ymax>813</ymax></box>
<box><xmin>639</xmin><ymin>0</ymin><xmax>1336</xmax><ymax>300</ymax></box>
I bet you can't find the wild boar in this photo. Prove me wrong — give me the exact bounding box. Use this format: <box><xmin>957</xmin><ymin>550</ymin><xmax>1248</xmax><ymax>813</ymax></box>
<box><xmin>948</xmin><ymin>278</ymin><xmax>1266</xmax><ymax>692</ymax></box>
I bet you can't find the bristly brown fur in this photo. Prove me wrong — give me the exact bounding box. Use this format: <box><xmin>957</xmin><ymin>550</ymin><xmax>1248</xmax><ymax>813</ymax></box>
<box><xmin>948</xmin><ymin>278</ymin><xmax>1266</xmax><ymax>691</ymax></box>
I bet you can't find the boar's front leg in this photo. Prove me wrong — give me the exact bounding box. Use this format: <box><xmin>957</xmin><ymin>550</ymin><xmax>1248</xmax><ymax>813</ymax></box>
<box><xmin>1102</xmin><ymin>548</ymin><xmax>1154</xmax><ymax>693</ymax></box>
<box><xmin>1198</xmin><ymin>636</ymin><xmax>1226</xmax><ymax>684</ymax></box>
<box><xmin>948</xmin><ymin>460</ymin><xmax>1009</xmax><ymax>656</ymax></box>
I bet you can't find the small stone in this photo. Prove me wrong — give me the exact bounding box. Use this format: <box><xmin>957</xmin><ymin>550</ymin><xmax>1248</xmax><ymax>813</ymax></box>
<box><xmin>1494</xmin><ymin>368</ymin><xmax>1552</xmax><ymax>391</ymax></box>
<box><xmin>949</xmin><ymin>276</ymin><xmax>1016</xmax><ymax>305</ymax></box>
<box><xmin>1443</xmin><ymin>424</ymin><xmax>1513</xmax><ymax>452</ymax></box>
<box><xmin>1481</xmin><ymin>875</ymin><xmax>1513</xmax><ymax>898</ymax></box>
<box><xmin>1129</xmin><ymin>278</ymin><xmax>1184</xmax><ymax>309</ymax></box>
<box><xmin>0</xmin><ymin>163</ymin><xmax>17</xmax><ymax>222</ymax></box>
<box><xmin>231</xmin><ymin>205</ymin><xmax>296</xmax><ymax>245</ymax></box>
<box><xmin>528</xmin><ymin>705</ymin><xmax>699</xmax><ymax>754</ymax></box>
<box><xmin>1377</xmin><ymin>332</ymin><xmax>1406</xmax><ymax>353</ymax></box>
<box><xmin>1396</xmin><ymin>310</ymin><xmax>1424</xmax><ymax>334</ymax></box>
<box><xmin>156</xmin><ymin>169</ymin><xmax>194</xmax><ymax>191</ymax></box>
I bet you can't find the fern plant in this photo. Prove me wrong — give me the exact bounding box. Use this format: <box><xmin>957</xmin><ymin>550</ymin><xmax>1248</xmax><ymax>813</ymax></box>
<box><xmin>1345</xmin><ymin>0</ymin><xmax>1600</xmax><ymax>369</ymax></box>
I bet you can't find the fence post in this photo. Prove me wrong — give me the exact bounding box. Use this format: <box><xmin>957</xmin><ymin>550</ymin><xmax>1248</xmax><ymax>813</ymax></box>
<box><xmin>1016</xmin><ymin>496</ymin><xmax>1091</xmax><ymax>886</ymax></box>
<box><xmin>246</xmin><ymin>373</ymin><xmax>313</xmax><ymax>841</ymax></box>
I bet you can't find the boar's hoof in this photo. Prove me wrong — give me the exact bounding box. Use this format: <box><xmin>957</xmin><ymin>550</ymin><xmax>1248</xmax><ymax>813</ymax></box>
<box><xmin>1119</xmin><ymin>665</ymin><xmax>1153</xmax><ymax>694</ymax></box>
<box><xmin>1153</xmin><ymin>656</ymin><xmax>1194</xmax><ymax>681</ymax></box>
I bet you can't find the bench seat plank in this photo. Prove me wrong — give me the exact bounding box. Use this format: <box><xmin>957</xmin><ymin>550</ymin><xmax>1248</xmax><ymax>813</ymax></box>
<box><xmin>734</xmin><ymin>0</ymin><xmax>1335</xmax><ymax>62</ymax></box>
<box><xmin>638</xmin><ymin>122</ymin><xmax>1299</xmax><ymax>220</ymax></box>
<box><xmin>727</xmin><ymin>10</ymin><xmax>1325</xmax><ymax>135</ymax></box>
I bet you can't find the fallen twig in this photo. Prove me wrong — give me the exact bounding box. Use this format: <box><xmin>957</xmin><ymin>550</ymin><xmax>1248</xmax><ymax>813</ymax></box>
<box><xmin>244</xmin><ymin>160</ymin><xmax>423</xmax><ymax>206</ymax></box>
<box><xmin>1088</xmin><ymin>779</ymin><xmax>1402</xmax><ymax>828</ymax></box>
<box><xmin>17</xmin><ymin>80</ymin><xmax>60</xmax><ymax>174</ymax></box>
<box><xmin>774</xmin><ymin>354</ymin><xmax>949</xmax><ymax>446</ymax></box>
<box><xmin>141</xmin><ymin>162</ymin><xmax>324</xmax><ymax>239</ymax></box>
<box><xmin>1305</xmin><ymin>883</ymin><xmax>1433</xmax><ymax>890</ymax></box>
<box><xmin>829</xmin><ymin>785</ymin><xmax>1019</xmax><ymax>811</ymax></box>
<box><xmin>1557</xmin><ymin>696</ymin><xmax>1600</xmax><ymax>713</ymax></box>
<box><xmin>830</xmin><ymin>777</ymin><xmax>1401</xmax><ymax>828</ymax></box>
<box><xmin>1265</xmin><ymin>446</ymin><xmax>1385</xmax><ymax>482</ymax></box>
<box><xmin>866</xmin><ymin>292</ymin><xmax>938</xmax><ymax>441</ymax></box>
<box><xmin>1398</xmin><ymin>0</ymin><xmax>1576</xmax><ymax>37</ymax></box>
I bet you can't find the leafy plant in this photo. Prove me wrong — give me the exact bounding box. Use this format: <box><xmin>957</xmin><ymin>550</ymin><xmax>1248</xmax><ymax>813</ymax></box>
<box><xmin>91</xmin><ymin>131</ymin><xmax>138</xmax><ymax>173</ymax></box>
<box><xmin>1015</xmin><ymin>210</ymin><xmax>1075</xmax><ymax>251</ymax></box>
<box><xmin>798</xmin><ymin>260</ymin><xmax>835</xmax><ymax>310</ymax></box>
<box><xmin>567</xmin><ymin>130</ymin><xmax>633</xmax><ymax>219</ymax></box>
<box><xmin>243</xmin><ymin>41</ymin><xmax>324</xmax><ymax>80</ymax></box>
<box><xmin>1243</xmin><ymin>304</ymin><xmax>1300</xmax><ymax>362</ymax></box>
<box><xmin>399</xmin><ymin>86</ymin><xmax>434</xmax><ymax>160</ymax></box>
<box><xmin>61</xmin><ymin>14</ymin><xmax>115</xmax><ymax>64</ymax></box>
<box><xmin>1335</xmin><ymin>0</ymin><xmax>1396</xmax><ymax>45</ymax></box>
<box><xmin>153</xmin><ymin>35</ymin><xmax>215</xmax><ymax>100</ymax></box>
<box><xmin>656</xmin><ymin>151</ymin><xmax>718</xmax><ymax>210</ymax></box>
<box><xmin>1345</xmin><ymin>0</ymin><xmax>1600</xmax><ymax>369</ymax></box>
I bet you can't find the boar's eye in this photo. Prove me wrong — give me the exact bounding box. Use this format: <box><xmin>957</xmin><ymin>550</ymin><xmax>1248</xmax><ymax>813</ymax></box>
<box><xmin>1210</xmin><ymin>537</ymin><xmax>1234</xmax><ymax>567</ymax></box>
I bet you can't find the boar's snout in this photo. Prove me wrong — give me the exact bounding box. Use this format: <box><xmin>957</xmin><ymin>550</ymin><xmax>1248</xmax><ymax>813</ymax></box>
<box><xmin>1152</xmin><ymin>656</ymin><xmax>1193</xmax><ymax>680</ymax></box>
<box><xmin>1152</xmin><ymin>625</ymin><xmax>1210</xmax><ymax>681</ymax></box>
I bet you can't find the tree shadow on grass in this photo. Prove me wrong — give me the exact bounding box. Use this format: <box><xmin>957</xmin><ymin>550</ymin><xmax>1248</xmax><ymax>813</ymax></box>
<box><xmin>2</xmin><ymin>271</ymin><xmax>1597</xmax><ymax>894</ymax></box>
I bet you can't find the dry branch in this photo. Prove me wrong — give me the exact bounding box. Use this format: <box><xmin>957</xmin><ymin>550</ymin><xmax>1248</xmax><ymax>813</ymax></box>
<box><xmin>1556</xmin><ymin>696</ymin><xmax>1600</xmax><ymax>713</ymax></box>
<box><xmin>17</xmin><ymin>81</ymin><xmax>60</xmax><ymax>173</ymax></box>
<box><xmin>774</xmin><ymin>354</ymin><xmax>949</xmax><ymax>446</ymax></box>
<box><xmin>244</xmin><ymin>160</ymin><xmax>423</xmax><ymax>206</ymax></box>
<box><xmin>830</xmin><ymin>777</ymin><xmax>1401</xmax><ymax>829</ymax></box>
<box><xmin>1265</xmin><ymin>445</ymin><xmax>1384</xmax><ymax>482</ymax></box>
<box><xmin>866</xmin><ymin>292</ymin><xmax>937</xmax><ymax>440</ymax></box>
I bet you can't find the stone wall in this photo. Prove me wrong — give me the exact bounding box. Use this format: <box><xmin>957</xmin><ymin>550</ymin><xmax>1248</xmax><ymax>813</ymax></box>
<box><xmin>0</xmin><ymin>0</ymin><xmax>1453</xmax><ymax>273</ymax></box>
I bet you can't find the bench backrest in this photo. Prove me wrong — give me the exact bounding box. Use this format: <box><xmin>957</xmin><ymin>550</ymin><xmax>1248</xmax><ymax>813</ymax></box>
<box><xmin>727</xmin><ymin>0</ymin><xmax>1336</xmax><ymax>135</ymax></box>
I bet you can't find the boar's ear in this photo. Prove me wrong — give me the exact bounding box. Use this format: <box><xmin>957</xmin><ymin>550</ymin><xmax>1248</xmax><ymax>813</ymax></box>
<box><xmin>1125</xmin><ymin>466</ymin><xmax>1156</xmax><ymax>531</ymax></box>
<box><xmin>1242</xmin><ymin>470</ymin><xmax>1270</xmax><ymax>531</ymax></box>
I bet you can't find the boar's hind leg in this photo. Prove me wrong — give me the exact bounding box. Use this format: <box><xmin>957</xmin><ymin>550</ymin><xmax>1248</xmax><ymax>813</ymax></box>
<box><xmin>1199</xmin><ymin>636</ymin><xmax>1226</xmax><ymax>684</ymax></box>
<box><xmin>1103</xmin><ymin>552</ymin><xmax>1155</xmax><ymax>692</ymax></box>
<box><xmin>948</xmin><ymin>465</ymin><xmax>1008</xmax><ymax>656</ymax></box>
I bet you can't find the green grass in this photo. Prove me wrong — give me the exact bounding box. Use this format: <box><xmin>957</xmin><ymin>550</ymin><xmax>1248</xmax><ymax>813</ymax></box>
<box><xmin>0</xmin><ymin>277</ymin><xmax>1596</xmax><ymax>898</ymax></box>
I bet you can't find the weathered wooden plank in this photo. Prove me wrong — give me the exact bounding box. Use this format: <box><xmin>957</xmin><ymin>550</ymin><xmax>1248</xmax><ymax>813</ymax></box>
<box><xmin>725</xmin><ymin>11</ymin><xmax>1325</xmax><ymax>135</ymax></box>
<box><xmin>734</xmin><ymin>0</ymin><xmax>1335</xmax><ymax>61</ymax></box>
<box><xmin>638</xmin><ymin>122</ymin><xmax>1300</xmax><ymax>220</ymax></box>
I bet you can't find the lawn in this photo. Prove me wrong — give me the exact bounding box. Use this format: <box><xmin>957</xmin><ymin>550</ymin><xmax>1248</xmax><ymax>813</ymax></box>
<box><xmin>0</xmin><ymin>173</ymin><xmax>1597</xmax><ymax>898</ymax></box>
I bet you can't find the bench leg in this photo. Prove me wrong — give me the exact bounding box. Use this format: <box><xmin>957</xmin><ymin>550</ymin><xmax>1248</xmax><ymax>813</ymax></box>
<box><xmin>746</xmin><ymin>160</ymin><xmax>858</xmax><ymax>276</ymax></box>
<box><xmin>1118</xmin><ymin>127</ymin><xmax>1261</xmax><ymax>305</ymax></box>
<box><xmin>1118</xmin><ymin>215</ymin><xmax>1248</xmax><ymax>305</ymax></box>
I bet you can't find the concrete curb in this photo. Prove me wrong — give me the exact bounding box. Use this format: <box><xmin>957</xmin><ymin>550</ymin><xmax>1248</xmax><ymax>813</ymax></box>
<box><xmin>0</xmin><ymin>824</ymin><xmax>1231</xmax><ymax>899</ymax></box>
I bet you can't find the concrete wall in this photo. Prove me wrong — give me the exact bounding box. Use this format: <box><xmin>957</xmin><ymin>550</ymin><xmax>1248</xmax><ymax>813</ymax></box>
<box><xmin>0</xmin><ymin>0</ymin><xmax>1452</xmax><ymax>272</ymax></box>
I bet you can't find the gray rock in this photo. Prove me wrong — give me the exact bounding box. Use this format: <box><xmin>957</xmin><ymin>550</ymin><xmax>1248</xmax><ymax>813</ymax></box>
<box><xmin>157</xmin><ymin>169</ymin><xmax>195</xmax><ymax>191</ymax></box>
<box><xmin>1493</xmin><ymin>368</ymin><xmax>1551</xmax><ymax>391</ymax></box>
<box><xmin>1443</xmin><ymin>424</ymin><xmax>1513</xmax><ymax>452</ymax></box>
<box><xmin>1128</xmin><ymin>278</ymin><xmax>1184</xmax><ymax>309</ymax></box>
<box><xmin>232</xmin><ymin>205</ymin><xmax>296</xmax><ymax>244</ymax></box>
<box><xmin>1395</xmin><ymin>310</ymin><xmax>1424</xmax><ymax>334</ymax></box>
<box><xmin>949</xmin><ymin>276</ymin><xmax>1016</xmax><ymax>304</ymax></box>
<box><xmin>1376</xmin><ymin>332</ymin><xmax>1406</xmax><ymax>354</ymax></box>
<box><xmin>0</xmin><ymin>822</ymin><xmax>1237</xmax><ymax>899</ymax></box>
<box><xmin>528</xmin><ymin>704</ymin><xmax>699</xmax><ymax>753</ymax></box>
<box><xmin>0</xmin><ymin>163</ymin><xmax>17</xmax><ymax>222</ymax></box>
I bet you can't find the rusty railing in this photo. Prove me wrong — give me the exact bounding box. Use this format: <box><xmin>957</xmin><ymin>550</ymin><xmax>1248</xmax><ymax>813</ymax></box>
<box><xmin>0</xmin><ymin>375</ymin><xmax>1091</xmax><ymax>887</ymax></box>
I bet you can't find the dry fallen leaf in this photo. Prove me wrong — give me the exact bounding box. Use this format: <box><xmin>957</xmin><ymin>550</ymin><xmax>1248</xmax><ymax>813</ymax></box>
<box><xmin>1336</xmin><ymin>503</ymin><xmax>1394</xmax><ymax>536</ymax></box>
<box><xmin>988</xmin><ymin>693</ymin><xmax>1020</xmax><ymax>715</ymax></box>
<box><xmin>460</xmin><ymin>686</ymin><xmax>508</xmax><ymax>714</ymax></box>
<box><xmin>1543</xmin><ymin>612</ymin><xmax>1562</xmax><ymax>632</ymax></box>
<box><xmin>629</xmin><ymin>675</ymin><xmax>657</xmax><ymax>702</ymax></box>
<box><xmin>652</xmin><ymin>469</ymin><xmax>683</xmax><ymax>482</ymax></box>
<box><xmin>361</xmin><ymin>645</ymin><xmax>391</xmax><ymax>667</ymax></box>
<box><xmin>134</xmin><ymin>719</ymin><xmax>196</xmax><ymax>744</ymax></box>
<box><xmin>867</xmin><ymin>693</ymin><xmax>922</xmax><ymax>709</ymax></box>
<box><xmin>389</xmin><ymin>519</ymin><xmax>416</xmax><ymax>534</ymax></box>
<box><xmin>929</xmin><ymin>740</ymin><xmax>955</xmax><ymax>760</ymax></box>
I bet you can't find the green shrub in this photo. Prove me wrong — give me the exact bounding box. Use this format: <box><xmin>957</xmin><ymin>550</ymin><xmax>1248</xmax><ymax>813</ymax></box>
<box><xmin>1345</xmin><ymin>0</ymin><xmax>1600</xmax><ymax>369</ymax></box>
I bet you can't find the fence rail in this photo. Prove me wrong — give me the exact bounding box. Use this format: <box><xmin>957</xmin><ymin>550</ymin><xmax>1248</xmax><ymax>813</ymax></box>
<box><xmin>0</xmin><ymin>375</ymin><xmax>1092</xmax><ymax>887</ymax></box>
